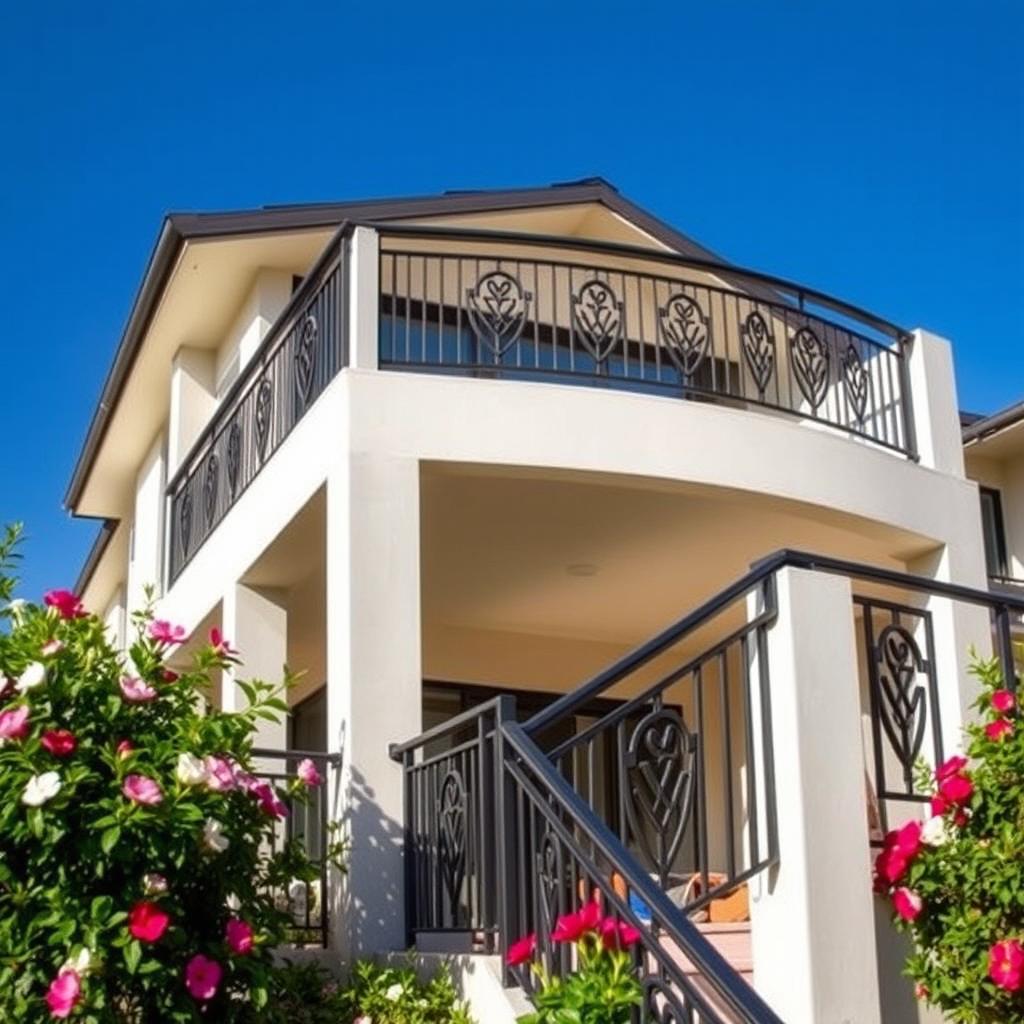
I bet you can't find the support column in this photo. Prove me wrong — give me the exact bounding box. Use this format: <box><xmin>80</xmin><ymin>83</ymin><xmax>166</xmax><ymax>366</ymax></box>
<box><xmin>221</xmin><ymin>583</ymin><xmax>289</xmax><ymax>750</ymax></box>
<box><xmin>748</xmin><ymin>567</ymin><xmax>881</xmax><ymax>1024</ymax></box>
<box><xmin>167</xmin><ymin>347</ymin><xmax>217</xmax><ymax>479</ymax></box>
<box><xmin>347</xmin><ymin>226</ymin><xmax>380</xmax><ymax>370</ymax></box>
<box><xmin>325</xmin><ymin>452</ymin><xmax>421</xmax><ymax>962</ymax></box>
<box><xmin>906</xmin><ymin>329</ymin><xmax>964</xmax><ymax>476</ymax></box>
<box><xmin>126</xmin><ymin>433</ymin><xmax>167</xmax><ymax>612</ymax></box>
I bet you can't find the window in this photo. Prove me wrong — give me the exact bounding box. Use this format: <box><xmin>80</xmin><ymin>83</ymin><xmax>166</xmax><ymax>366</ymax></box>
<box><xmin>979</xmin><ymin>487</ymin><xmax>1009</xmax><ymax>579</ymax></box>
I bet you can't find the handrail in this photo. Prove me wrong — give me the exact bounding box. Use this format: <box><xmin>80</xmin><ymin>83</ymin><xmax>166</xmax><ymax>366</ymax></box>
<box><xmin>373</xmin><ymin>222</ymin><xmax>908</xmax><ymax>343</ymax></box>
<box><xmin>525</xmin><ymin>548</ymin><xmax>1024</xmax><ymax>737</ymax></box>
<box><xmin>389</xmin><ymin>695</ymin><xmax>508</xmax><ymax>759</ymax></box>
<box><xmin>165</xmin><ymin>220</ymin><xmax>355</xmax><ymax>498</ymax></box>
<box><xmin>500</xmin><ymin>720</ymin><xmax>784</xmax><ymax>1024</ymax></box>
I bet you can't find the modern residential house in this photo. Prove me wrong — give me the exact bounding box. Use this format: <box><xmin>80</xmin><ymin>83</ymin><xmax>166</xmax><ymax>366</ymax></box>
<box><xmin>64</xmin><ymin>178</ymin><xmax>1021</xmax><ymax>1023</ymax></box>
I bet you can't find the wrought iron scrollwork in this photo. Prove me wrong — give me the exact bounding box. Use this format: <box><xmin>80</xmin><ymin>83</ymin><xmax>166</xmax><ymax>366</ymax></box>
<box><xmin>623</xmin><ymin>707</ymin><xmax>697</xmax><ymax>887</ymax></box>
<box><xmin>842</xmin><ymin>343</ymin><xmax>869</xmax><ymax>421</ymax></box>
<box><xmin>741</xmin><ymin>310</ymin><xmax>775</xmax><ymax>396</ymax></box>
<box><xmin>790</xmin><ymin>325</ymin><xmax>830</xmax><ymax>409</ymax></box>
<box><xmin>203</xmin><ymin>453</ymin><xmax>219</xmax><ymax>527</ymax></box>
<box><xmin>437</xmin><ymin>770</ymin><xmax>467</xmax><ymax>923</ymax></box>
<box><xmin>253</xmin><ymin>378</ymin><xmax>273</xmax><ymax>461</ymax></box>
<box><xmin>295</xmin><ymin>315</ymin><xmax>317</xmax><ymax>404</ymax></box>
<box><xmin>875</xmin><ymin>624</ymin><xmax>927</xmax><ymax>791</ymax></box>
<box><xmin>225</xmin><ymin>421</ymin><xmax>241</xmax><ymax>497</ymax></box>
<box><xmin>659</xmin><ymin>294</ymin><xmax>710</xmax><ymax>376</ymax></box>
<box><xmin>643</xmin><ymin>976</ymin><xmax>691</xmax><ymax>1024</ymax></box>
<box><xmin>466</xmin><ymin>270</ymin><xmax>531</xmax><ymax>356</ymax></box>
<box><xmin>178</xmin><ymin>492</ymin><xmax>193</xmax><ymax>558</ymax></box>
<box><xmin>572</xmin><ymin>278</ymin><xmax>623</xmax><ymax>362</ymax></box>
<box><xmin>535</xmin><ymin>825</ymin><xmax>563</xmax><ymax>973</ymax></box>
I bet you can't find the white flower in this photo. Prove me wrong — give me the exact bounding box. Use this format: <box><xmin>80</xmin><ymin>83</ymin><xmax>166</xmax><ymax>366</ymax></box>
<box><xmin>225</xmin><ymin>892</ymin><xmax>241</xmax><ymax>912</ymax></box>
<box><xmin>921</xmin><ymin>815</ymin><xmax>950</xmax><ymax>847</ymax></box>
<box><xmin>202</xmin><ymin>818</ymin><xmax>229</xmax><ymax>853</ymax></box>
<box><xmin>176</xmin><ymin>753</ymin><xmax>208</xmax><ymax>786</ymax></box>
<box><xmin>385</xmin><ymin>983</ymin><xmax>404</xmax><ymax>1002</ymax></box>
<box><xmin>143</xmin><ymin>873</ymin><xmax>168</xmax><ymax>896</ymax></box>
<box><xmin>7</xmin><ymin>599</ymin><xmax>27</xmax><ymax>625</ymax></box>
<box><xmin>22</xmin><ymin>771</ymin><xmax>61</xmax><ymax>806</ymax></box>
<box><xmin>16</xmin><ymin>662</ymin><xmax>46</xmax><ymax>692</ymax></box>
<box><xmin>61</xmin><ymin>948</ymin><xmax>93</xmax><ymax>975</ymax></box>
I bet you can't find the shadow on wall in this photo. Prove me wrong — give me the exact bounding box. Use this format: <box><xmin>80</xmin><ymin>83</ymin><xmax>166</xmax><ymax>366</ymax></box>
<box><xmin>333</xmin><ymin>761</ymin><xmax>406</xmax><ymax>959</ymax></box>
<box><xmin>873</xmin><ymin>902</ymin><xmax>944</xmax><ymax>1024</ymax></box>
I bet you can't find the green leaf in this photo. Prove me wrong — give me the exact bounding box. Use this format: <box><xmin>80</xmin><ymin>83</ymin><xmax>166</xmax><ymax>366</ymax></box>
<box><xmin>100</xmin><ymin>827</ymin><xmax>121</xmax><ymax>855</ymax></box>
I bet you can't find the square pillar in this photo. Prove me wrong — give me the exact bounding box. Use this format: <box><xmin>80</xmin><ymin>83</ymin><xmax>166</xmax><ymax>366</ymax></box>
<box><xmin>221</xmin><ymin>583</ymin><xmax>289</xmax><ymax>750</ymax></box>
<box><xmin>907</xmin><ymin>329</ymin><xmax>964</xmax><ymax>476</ymax></box>
<box><xmin>325</xmin><ymin>452</ymin><xmax>421</xmax><ymax>961</ymax></box>
<box><xmin>748</xmin><ymin>567</ymin><xmax>881</xmax><ymax>1023</ymax></box>
<box><xmin>167</xmin><ymin>346</ymin><xmax>217</xmax><ymax>479</ymax></box>
<box><xmin>127</xmin><ymin>432</ymin><xmax>167</xmax><ymax>611</ymax></box>
<box><xmin>347</xmin><ymin>226</ymin><xmax>380</xmax><ymax>370</ymax></box>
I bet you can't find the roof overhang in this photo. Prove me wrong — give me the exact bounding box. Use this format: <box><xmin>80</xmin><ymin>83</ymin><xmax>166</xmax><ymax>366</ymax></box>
<box><xmin>64</xmin><ymin>178</ymin><xmax>723</xmax><ymax>514</ymax></box>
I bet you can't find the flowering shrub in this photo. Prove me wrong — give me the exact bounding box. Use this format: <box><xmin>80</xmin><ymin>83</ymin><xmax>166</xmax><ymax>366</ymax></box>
<box><xmin>508</xmin><ymin>899</ymin><xmax>642</xmax><ymax>1024</ymax></box>
<box><xmin>876</xmin><ymin>651</ymin><xmax>1024</xmax><ymax>1022</ymax></box>
<box><xmin>0</xmin><ymin>525</ymin><xmax>332</xmax><ymax>1021</ymax></box>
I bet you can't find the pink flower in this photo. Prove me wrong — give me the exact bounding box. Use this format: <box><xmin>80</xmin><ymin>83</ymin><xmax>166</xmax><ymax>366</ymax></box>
<box><xmin>41</xmin><ymin>730</ymin><xmax>77</xmax><ymax>757</ymax></box>
<box><xmin>938</xmin><ymin>772</ymin><xmax>973</xmax><ymax>806</ymax></box>
<box><xmin>892</xmin><ymin>887</ymin><xmax>924</xmax><ymax>922</ymax></box>
<box><xmin>599</xmin><ymin>916</ymin><xmax>642</xmax><ymax>949</ymax></box>
<box><xmin>209</xmin><ymin>628</ymin><xmax>238</xmax><ymax>657</ymax></box>
<box><xmin>992</xmin><ymin>689</ymin><xmax>1016</xmax><ymax>714</ymax></box>
<box><xmin>148</xmin><ymin>620</ymin><xmax>187</xmax><ymax>646</ymax></box>
<box><xmin>123</xmin><ymin>774</ymin><xmax>163</xmax><ymax>805</ymax></box>
<box><xmin>44</xmin><ymin>590</ymin><xmax>86</xmax><ymax>620</ymax></box>
<box><xmin>116</xmin><ymin>739</ymin><xmax>135</xmax><ymax>759</ymax></box>
<box><xmin>986</xmin><ymin>717</ymin><xmax>1014</xmax><ymax>741</ymax></box>
<box><xmin>989</xmin><ymin>939</ymin><xmax>1024</xmax><ymax>992</ymax></box>
<box><xmin>185</xmin><ymin>954</ymin><xmax>222</xmax><ymax>1001</ymax></box>
<box><xmin>45</xmin><ymin>969</ymin><xmax>81</xmax><ymax>1018</ymax></box>
<box><xmin>506</xmin><ymin>933</ymin><xmax>536</xmax><ymax>966</ymax></box>
<box><xmin>935</xmin><ymin>755</ymin><xmax>968</xmax><ymax>782</ymax></box>
<box><xmin>120</xmin><ymin>676</ymin><xmax>157</xmax><ymax>703</ymax></box>
<box><xmin>874</xmin><ymin>845</ymin><xmax>908</xmax><ymax>889</ymax></box>
<box><xmin>297</xmin><ymin>758</ymin><xmax>322</xmax><ymax>787</ymax></box>
<box><xmin>0</xmin><ymin>705</ymin><xmax>30</xmax><ymax>741</ymax></box>
<box><xmin>41</xmin><ymin>639</ymin><xmax>64</xmax><ymax>657</ymax></box>
<box><xmin>914</xmin><ymin>982</ymin><xmax>929</xmax><ymax>1001</ymax></box>
<box><xmin>128</xmin><ymin>901</ymin><xmax>170</xmax><ymax>942</ymax></box>
<box><xmin>251</xmin><ymin>780</ymin><xmax>288</xmax><ymax>819</ymax></box>
<box><xmin>930</xmin><ymin>794</ymin><xmax>949</xmax><ymax>816</ymax></box>
<box><xmin>552</xmin><ymin>900</ymin><xmax>602</xmax><ymax>943</ymax></box>
<box><xmin>225</xmin><ymin>917</ymin><xmax>254</xmax><ymax>955</ymax></box>
<box><xmin>205</xmin><ymin>756</ymin><xmax>236</xmax><ymax>792</ymax></box>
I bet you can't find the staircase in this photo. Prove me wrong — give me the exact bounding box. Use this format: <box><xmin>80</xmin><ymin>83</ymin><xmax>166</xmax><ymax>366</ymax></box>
<box><xmin>390</xmin><ymin>549</ymin><xmax>1024</xmax><ymax>1024</ymax></box>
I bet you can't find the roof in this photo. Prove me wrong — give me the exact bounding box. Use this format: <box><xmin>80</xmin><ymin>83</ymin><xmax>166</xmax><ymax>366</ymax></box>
<box><xmin>63</xmin><ymin>178</ymin><xmax>728</xmax><ymax>511</ymax></box>
<box><xmin>962</xmin><ymin>399</ymin><xmax>1024</xmax><ymax>445</ymax></box>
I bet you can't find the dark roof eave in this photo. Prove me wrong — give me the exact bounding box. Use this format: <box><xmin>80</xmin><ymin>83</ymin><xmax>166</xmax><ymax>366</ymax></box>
<box><xmin>74</xmin><ymin>518</ymin><xmax>120</xmax><ymax>598</ymax></box>
<box><xmin>62</xmin><ymin>179</ymin><xmax>722</xmax><ymax>512</ymax></box>
<box><xmin>962</xmin><ymin>400</ymin><xmax>1024</xmax><ymax>445</ymax></box>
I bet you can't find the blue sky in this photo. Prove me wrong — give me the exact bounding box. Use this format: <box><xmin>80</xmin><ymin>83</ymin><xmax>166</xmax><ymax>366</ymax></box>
<box><xmin>0</xmin><ymin>0</ymin><xmax>1021</xmax><ymax>602</ymax></box>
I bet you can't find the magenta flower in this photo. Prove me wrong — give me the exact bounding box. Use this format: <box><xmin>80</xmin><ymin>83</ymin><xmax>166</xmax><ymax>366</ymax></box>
<box><xmin>128</xmin><ymin>901</ymin><xmax>171</xmax><ymax>943</ymax></box>
<box><xmin>506</xmin><ymin>933</ymin><xmax>536</xmax><ymax>966</ymax></box>
<box><xmin>43</xmin><ymin>589</ymin><xmax>86</xmax><ymax>620</ymax></box>
<box><xmin>990</xmin><ymin>939</ymin><xmax>1024</xmax><ymax>992</ymax></box>
<box><xmin>148</xmin><ymin>620</ymin><xmax>187</xmax><ymax>646</ymax></box>
<box><xmin>297</xmin><ymin>758</ymin><xmax>322</xmax><ymax>787</ymax></box>
<box><xmin>992</xmin><ymin>689</ymin><xmax>1016</xmax><ymax>714</ymax></box>
<box><xmin>551</xmin><ymin>899</ymin><xmax>602</xmax><ymax>943</ymax></box>
<box><xmin>116</xmin><ymin>739</ymin><xmax>135</xmax><ymax>759</ymax></box>
<box><xmin>251</xmin><ymin>780</ymin><xmax>288</xmax><ymax>819</ymax></box>
<box><xmin>41</xmin><ymin>729</ymin><xmax>77</xmax><ymax>757</ymax></box>
<box><xmin>209</xmin><ymin>628</ymin><xmax>238</xmax><ymax>657</ymax></box>
<box><xmin>0</xmin><ymin>705</ymin><xmax>30</xmax><ymax>741</ymax></box>
<box><xmin>986</xmin><ymin>717</ymin><xmax>1014</xmax><ymax>741</ymax></box>
<box><xmin>892</xmin><ymin>887</ymin><xmax>924</xmax><ymax>922</ymax></box>
<box><xmin>185</xmin><ymin>954</ymin><xmax>222</xmax><ymax>1001</ymax></box>
<box><xmin>44</xmin><ymin>969</ymin><xmax>82</xmax><ymax>1018</ymax></box>
<box><xmin>225</xmin><ymin>917</ymin><xmax>254</xmax><ymax>955</ymax></box>
<box><xmin>204</xmin><ymin>756</ymin><xmax>236</xmax><ymax>792</ymax></box>
<box><xmin>123</xmin><ymin>774</ymin><xmax>163</xmax><ymax>806</ymax></box>
<box><xmin>120</xmin><ymin>676</ymin><xmax>158</xmax><ymax>703</ymax></box>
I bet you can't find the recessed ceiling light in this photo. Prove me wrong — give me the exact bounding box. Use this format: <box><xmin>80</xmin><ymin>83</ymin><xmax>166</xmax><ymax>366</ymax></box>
<box><xmin>566</xmin><ymin>563</ymin><xmax>599</xmax><ymax>577</ymax></box>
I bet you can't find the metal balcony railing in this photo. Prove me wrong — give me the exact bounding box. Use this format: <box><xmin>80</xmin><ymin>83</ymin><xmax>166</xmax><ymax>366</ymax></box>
<box><xmin>164</xmin><ymin>225</ymin><xmax>351</xmax><ymax>585</ymax></box>
<box><xmin>378</xmin><ymin>227</ymin><xmax>917</xmax><ymax>459</ymax></box>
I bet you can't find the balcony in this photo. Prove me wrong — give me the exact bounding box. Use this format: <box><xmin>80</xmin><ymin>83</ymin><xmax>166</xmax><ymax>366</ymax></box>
<box><xmin>165</xmin><ymin>224</ymin><xmax>918</xmax><ymax>586</ymax></box>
